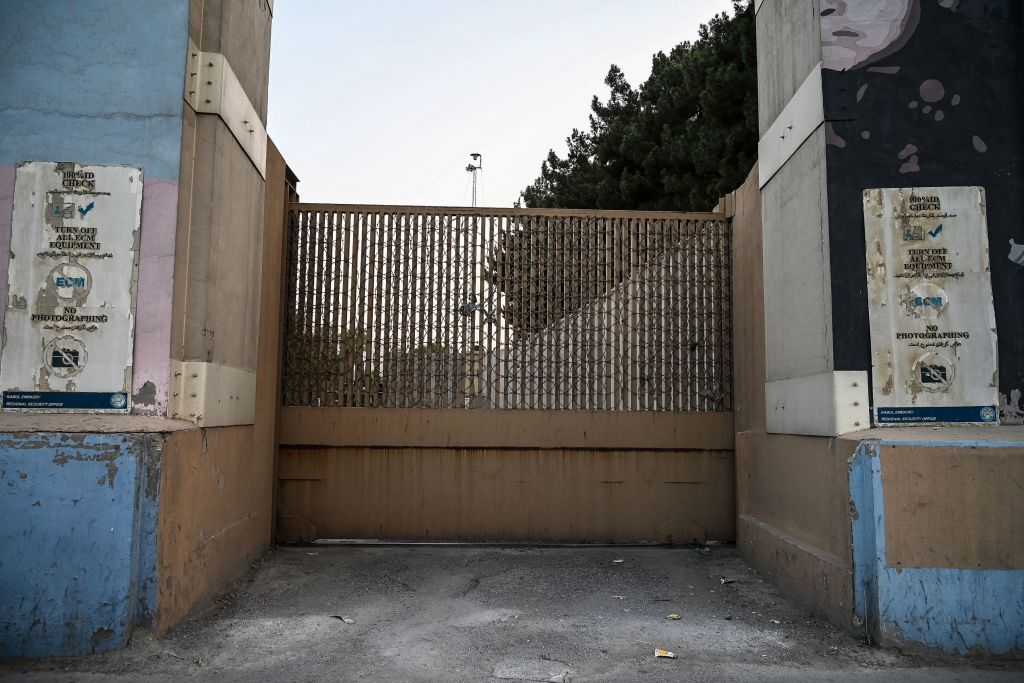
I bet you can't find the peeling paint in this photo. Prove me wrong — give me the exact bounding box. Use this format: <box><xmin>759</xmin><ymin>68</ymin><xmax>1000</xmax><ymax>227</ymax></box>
<box><xmin>90</xmin><ymin>627</ymin><xmax>115</xmax><ymax>646</ymax></box>
<box><xmin>1</xmin><ymin>431</ymin><xmax>163</xmax><ymax>657</ymax></box>
<box><xmin>1000</xmin><ymin>389</ymin><xmax>1023</xmax><ymax>424</ymax></box>
<box><xmin>850</xmin><ymin>440</ymin><xmax>1024</xmax><ymax>654</ymax></box>
<box><xmin>131</xmin><ymin>380</ymin><xmax>156</xmax><ymax>407</ymax></box>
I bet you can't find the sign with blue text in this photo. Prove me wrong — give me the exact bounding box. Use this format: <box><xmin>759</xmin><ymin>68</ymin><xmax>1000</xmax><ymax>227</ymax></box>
<box><xmin>864</xmin><ymin>186</ymin><xmax>998</xmax><ymax>425</ymax></box>
<box><xmin>0</xmin><ymin>162</ymin><xmax>142</xmax><ymax>412</ymax></box>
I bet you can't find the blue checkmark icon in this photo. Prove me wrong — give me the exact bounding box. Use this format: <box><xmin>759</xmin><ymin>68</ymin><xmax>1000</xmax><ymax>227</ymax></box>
<box><xmin>928</xmin><ymin>224</ymin><xmax>943</xmax><ymax>238</ymax></box>
<box><xmin>78</xmin><ymin>201</ymin><xmax>94</xmax><ymax>218</ymax></box>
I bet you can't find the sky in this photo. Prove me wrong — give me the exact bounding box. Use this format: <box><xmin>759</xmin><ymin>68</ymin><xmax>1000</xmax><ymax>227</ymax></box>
<box><xmin>267</xmin><ymin>0</ymin><xmax>737</xmax><ymax>208</ymax></box>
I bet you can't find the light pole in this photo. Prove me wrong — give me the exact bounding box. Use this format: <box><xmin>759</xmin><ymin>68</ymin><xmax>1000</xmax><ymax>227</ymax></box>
<box><xmin>465</xmin><ymin>153</ymin><xmax>482</xmax><ymax>207</ymax></box>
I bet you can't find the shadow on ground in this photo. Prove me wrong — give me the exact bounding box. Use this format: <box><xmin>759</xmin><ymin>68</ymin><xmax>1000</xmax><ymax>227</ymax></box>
<box><xmin>2</xmin><ymin>546</ymin><xmax>1022</xmax><ymax>681</ymax></box>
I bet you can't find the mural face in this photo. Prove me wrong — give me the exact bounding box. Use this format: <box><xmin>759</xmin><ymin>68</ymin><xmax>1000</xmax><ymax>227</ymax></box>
<box><xmin>820</xmin><ymin>0</ymin><xmax>920</xmax><ymax>70</ymax></box>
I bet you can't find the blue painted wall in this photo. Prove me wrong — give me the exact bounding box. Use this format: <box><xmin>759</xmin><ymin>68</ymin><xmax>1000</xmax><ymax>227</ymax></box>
<box><xmin>0</xmin><ymin>433</ymin><xmax>161</xmax><ymax>658</ymax></box>
<box><xmin>851</xmin><ymin>440</ymin><xmax>1024</xmax><ymax>655</ymax></box>
<box><xmin>0</xmin><ymin>0</ymin><xmax>190</xmax><ymax>178</ymax></box>
<box><xmin>0</xmin><ymin>3</ymin><xmax>188</xmax><ymax>657</ymax></box>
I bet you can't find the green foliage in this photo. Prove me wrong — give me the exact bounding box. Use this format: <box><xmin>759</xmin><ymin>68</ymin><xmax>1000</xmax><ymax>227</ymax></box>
<box><xmin>520</xmin><ymin>1</ymin><xmax>756</xmax><ymax>211</ymax></box>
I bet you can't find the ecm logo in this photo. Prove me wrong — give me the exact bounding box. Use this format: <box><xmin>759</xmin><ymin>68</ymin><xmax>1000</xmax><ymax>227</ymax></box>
<box><xmin>905</xmin><ymin>283</ymin><xmax>948</xmax><ymax>320</ymax></box>
<box><xmin>914</xmin><ymin>295</ymin><xmax>944</xmax><ymax>309</ymax></box>
<box><xmin>56</xmin><ymin>277</ymin><xmax>86</xmax><ymax>288</ymax></box>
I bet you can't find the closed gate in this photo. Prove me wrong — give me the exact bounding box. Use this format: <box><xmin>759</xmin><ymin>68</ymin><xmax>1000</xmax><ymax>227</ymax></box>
<box><xmin>277</xmin><ymin>204</ymin><xmax>735</xmax><ymax>543</ymax></box>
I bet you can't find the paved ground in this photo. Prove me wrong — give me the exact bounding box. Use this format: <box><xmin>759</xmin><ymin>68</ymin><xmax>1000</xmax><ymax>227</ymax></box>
<box><xmin>2</xmin><ymin>546</ymin><xmax>1022</xmax><ymax>682</ymax></box>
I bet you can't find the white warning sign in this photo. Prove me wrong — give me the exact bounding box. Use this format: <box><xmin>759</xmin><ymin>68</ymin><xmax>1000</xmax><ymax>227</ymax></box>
<box><xmin>864</xmin><ymin>186</ymin><xmax>999</xmax><ymax>425</ymax></box>
<box><xmin>0</xmin><ymin>162</ymin><xmax>142</xmax><ymax>412</ymax></box>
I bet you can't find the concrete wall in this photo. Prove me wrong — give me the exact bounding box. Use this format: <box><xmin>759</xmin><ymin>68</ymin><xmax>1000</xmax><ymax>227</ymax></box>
<box><xmin>736</xmin><ymin>433</ymin><xmax>856</xmax><ymax>629</ymax></box>
<box><xmin>0</xmin><ymin>0</ymin><xmax>285</xmax><ymax>656</ymax></box>
<box><xmin>730</xmin><ymin>158</ymin><xmax>856</xmax><ymax>626</ymax></box>
<box><xmin>756</xmin><ymin>0</ymin><xmax>1024</xmax><ymax>423</ymax></box>
<box><xmin>192</xmin><ymin>0</ymin><xmax>274</xmax><ymax>121</ymax></box>
<box><xmin>171</xmin><ymin>0</ymin><xmax>272</xmax><ymax>383</ymax></box>
<box><xmin>850</xmin><ymin>432</ymin><xmax>1024</xmax><ymax>654</ymax></box>
<box><xmin>0</xmin><ymin>0</ymin><xmax>191</xmax><ymax>658</ymax></box>
<box><xmin>743</xmin><ymin>0</ymin><xmax>1024</xmax><ymax>655</ymax></box>
<box><xmin>0</xmin><ymin>0</ymin><xmax>190</xmax><ymax>416</ymax></box>
<box><xmin>819</xmin><ymin>0</ymin><xmax>1024</xmax><ymax>420</ymax></box>
<box><xmin>755</xmin><ymin>0</ymin><xmax>821</xmax><ymax>133</ymax></box>
<box><xmin>155</xmin><ymin>427</ymin><xmax>271</xmax><ymax>632</ymax></box>
<box><xmin>0</xmin><ymin>420</ymin><xmax>183</xmax><ymax>657</ymax></box>
<box><xmin>155</xmin><ymin>139</ymin><xmax>289</xmax><ymax>634</ymax></box>
<box><xmin>727</xmin><ymin>166</ymin><xmax>764</xmax><ymax>434</ymax></box>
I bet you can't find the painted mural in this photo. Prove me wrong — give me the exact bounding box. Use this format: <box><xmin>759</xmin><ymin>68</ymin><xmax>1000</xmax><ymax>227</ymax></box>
<box><xmin>820</xmin><ymin>0</ymin><xmax>1024</xmax><ymax>423</ymax></box>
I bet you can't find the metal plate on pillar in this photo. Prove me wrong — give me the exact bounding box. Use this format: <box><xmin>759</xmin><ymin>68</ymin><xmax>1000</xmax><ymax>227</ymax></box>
<box><xmin>864</xmin><ymin>186</ymin><xmax>998</xmax><ymax>425</ymax></box>
<box><xmin>0</xmin><ymin>162</ymin><xmax>143</xmax><ymax>412</ymax></box>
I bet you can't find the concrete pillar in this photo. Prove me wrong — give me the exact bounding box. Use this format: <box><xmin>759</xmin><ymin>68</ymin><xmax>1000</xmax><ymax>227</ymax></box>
<box><xmin>741</xmin><ymin>0</ymin><xmax>1024</xmax><ymax>654</ymax></box>
<box><xmin>0</xmin><ymin>0</ymin><xmax>288</xmax><ymax>656</ymax></box>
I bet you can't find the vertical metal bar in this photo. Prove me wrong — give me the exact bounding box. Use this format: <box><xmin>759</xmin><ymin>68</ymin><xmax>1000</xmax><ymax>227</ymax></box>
<box><xmin>426</xmin><ymin>212</ymin><xmax>438</xmax><ymax>407</ymax></box>
<box><xmin>698</xmin><ymin>219</ymin><xmax>709</xmax><ymax>411</ymax></box>
<box><xmin>343</xmin><ymin>209</ymin><xmax>357</xmax><ymax>406</ymax></box>
<box><xmin>302</xmin><ymin>210</ymin><xmax>317</xmax><ymax>404</ymax></box>
<box><xmin>502</xmin><ymin>214</ymin><xmax>514</xmax><ymax>409</ymax></box>
<box><xmin>628</xmin><ymin>217</ymin><xmax>640</xmax><ymax>411</ymax></box>
<box><xmin>567</xmin><ymin>215</ymin><xmax>576</xmax><ymax>410</ymax></box>
<box><xmin>669</xmin><ymin>218</ymin><xmax>681</xmax><ymax>411</ymax></box>
<box><xmin>551</xmin><ymin>216</ymin><xmax>562</xmax><ymax>410</ymax></box>
<box><xmin>371</xmin><ymin>210</ymin><xmax>387</xmax><ymax>407</ymax></box>
<box><xmin>399</xmin><ymin>210</ymin><xmax>414</xmax><ymax>407</ymax></box>
<box><xmin>686</xmin><ymin>219</ymin><xmax>697</xmax><ymax>411</ymax></box>
<box><xmin>409</xmin><ymin>211</ymin><xmax>421</xmax><ymax>405</ymax></box>
<box><xmin>352</xmin><ymin>210</ymin><xmax>367</xmax><ymax>407</ymax></box>
<box><xmin>383</xmin><ymin>211</ymin><xmax>397</xmax><ymax>406</ymax></box>
<box><xmin>312</xmin><ymin>209</ymin><xmax>325</xmax><ymax>405</ymax></box>
<box><xmin>328</xmin><ymin>210</ymin><xmax>343</xmax><ymax>405</ymax></box>
<box><xmin>282</xmin><ymin>208</ymin><xmax>298</xmax><ymax>405</ymax></box>
<box><xmin>442</xmin><ymin>212</ymin><xmax>453</xmax><ymax>407</ymax></box>
<box><xmin>482</xmin><ymin>213</ymin><xmax>492</xmax><ymax>408</ymax></box>
<box><xmin>389</xmin><ymin>211</ymin><xmax>403</xmax><ymax>407</ymax></box>
<box><xmin>720</xmin><ymin>219</ymin><xmax>733</xmax><ymax>411</ymax></box>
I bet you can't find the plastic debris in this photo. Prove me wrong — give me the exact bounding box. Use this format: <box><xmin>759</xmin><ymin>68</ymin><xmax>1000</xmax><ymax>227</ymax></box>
<box><xmin>612</xmin><ymin>595</ymin><xmax>626</xmax><ymax>600</ymax></box>
<box><xmin>720</xmin><ymin>577</ymin><xmax>734</xmax><ymax>585</ymax></box>
<box><xmin>695</xmin><ymin>546</ymin><xmax>711</xmax><ymax>556</ymax></box>
<box><xmin>330</xmin><ymin>615</ymin><xmax>355</xmax><ymax>624</ymax></box>
<box><xmin>771</xmin><ymin>619</ymin><xmax>781</xmax><ymax>624</ymax></box>
<box><xmin>654</xmin><ymin>649</ymin><xmax>677</xmax><ymax>658</ymax></box>
<box><xmin>665</xmin><ymin>614</ymin><xmax>682</xmax><ymax>620</ymax></box>
<box><xmin>612</xmin><ymin>559</ymin><xmax>624</xmax><ymax>564</ymax></box>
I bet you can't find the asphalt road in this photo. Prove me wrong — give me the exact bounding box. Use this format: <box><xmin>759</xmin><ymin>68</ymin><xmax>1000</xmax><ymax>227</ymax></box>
<box><xmin>2</xmin><ymin>545</ymin><xmax>1021</xmax><ymax>681</ymax></box>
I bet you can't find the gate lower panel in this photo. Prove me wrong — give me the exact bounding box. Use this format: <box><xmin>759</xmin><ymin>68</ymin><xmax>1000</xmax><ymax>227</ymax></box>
<box><xmin>277</xmin><ymin>446</ymin><xmax>734</xmax><ymax>544</ymax></box>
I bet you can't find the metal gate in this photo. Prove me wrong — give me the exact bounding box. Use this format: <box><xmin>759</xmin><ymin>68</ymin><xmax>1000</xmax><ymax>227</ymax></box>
<box><xmin>277</xmin><ymin>204</ymin><xmax>735</xmax><ymax>543</ymax></box>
